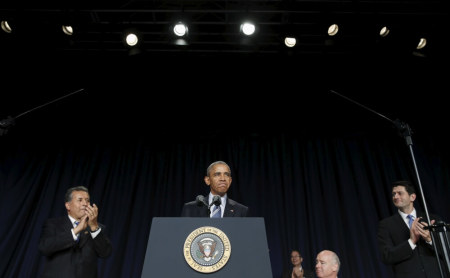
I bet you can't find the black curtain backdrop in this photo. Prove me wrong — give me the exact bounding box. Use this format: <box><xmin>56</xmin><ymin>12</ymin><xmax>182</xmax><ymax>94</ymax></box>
<box><xmin>1</xmin><ymin>53</ymin><xmax>449</xmax><ymax>278</ymax></box>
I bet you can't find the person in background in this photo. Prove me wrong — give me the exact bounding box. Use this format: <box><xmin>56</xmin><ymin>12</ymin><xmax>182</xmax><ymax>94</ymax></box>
<box><xmin>39</xmin><ymin>186</ymin><xmax>112</xmax><ymax>278</ymax></box>
<box><xmin>282</xmin><ymin>249</ymin><xmax>314</xmax><ymax>278</ymax></box>
<box><xmin>377</xmin><ymin>180</ymin><xmax>443</xmax><ymax>278</ymax></box>
<box><xmin>315</xmin><ymin>250</ymin><xmax>340</xmax><ymax>278</ymax></box>
<box><xmin>181</xmin><ymin>160</ymin><xmax>249</xmax><ymax>217</ymax></box>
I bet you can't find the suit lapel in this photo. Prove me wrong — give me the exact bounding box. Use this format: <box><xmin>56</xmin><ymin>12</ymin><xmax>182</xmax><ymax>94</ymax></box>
<box><xmin>64</xmin><ymin>217</ymin><xmax>74</xmax><ymax>231</ymax></box>
<box><xmin>394</xmin><ymin>213</ymin><xmax>410</xmax><ymax>235</ymax></box>
<box><xmin>223</xmin><ymin>199</ymin><xmax>235</xmax><ymax>217</ymax></box>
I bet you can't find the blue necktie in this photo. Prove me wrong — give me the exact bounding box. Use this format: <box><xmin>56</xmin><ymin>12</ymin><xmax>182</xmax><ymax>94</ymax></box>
<box><xmin>407</xmin><ymin>215</ymin><xmax>414</xmax><ymax>229</ymax></box>
<box><xmin>211</xmin><ymin>205</ymin><xmax>221</xmax><ymax>218</ymax></box>
<box><xmin>74</xmin><ymin>221</ymin><xmax>80</xmax><ymax>241</ymax></box>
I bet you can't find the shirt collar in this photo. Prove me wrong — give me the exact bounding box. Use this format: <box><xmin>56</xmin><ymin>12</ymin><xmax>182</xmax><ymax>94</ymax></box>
<box><xmin>209</xmin><ymin>193</ymin><xmax>227</xmax><ymax>208</ymax></box>
<box><xmin>68</xmin><ymin>215</ymin><xmax>78</xmax><ymax>226</ymax></box>
<box><xmin>398</xmin><ymin>208</ymin><xmax>416</xmax><ymax>219</ymax></box>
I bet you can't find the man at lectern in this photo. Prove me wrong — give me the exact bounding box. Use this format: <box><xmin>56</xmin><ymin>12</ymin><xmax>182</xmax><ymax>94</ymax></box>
<box><xmin>181</xmin><ymin>160</ymin><xmax>249</xmax><ymax>217</ymax></box>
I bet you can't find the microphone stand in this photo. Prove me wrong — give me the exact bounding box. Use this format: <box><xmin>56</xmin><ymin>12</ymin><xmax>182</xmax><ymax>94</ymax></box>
<box><xmin>330</xmin><ymin>89</ymin><xmax>450</xmax><ymax>278</ymax></box>
<box><xmin>0</xmin><ymin>88</ymin><xmax>85</xmax><ymax>136</ymax></box>
<box><xmin>426</xmin><ymin>221</ymin><xmax>450</xmax><ymax>276</ymax></box>
<box><xmin>196</xmin><ymin>195</ymin><xmax>211</xmax><ymax>214</ymax></box>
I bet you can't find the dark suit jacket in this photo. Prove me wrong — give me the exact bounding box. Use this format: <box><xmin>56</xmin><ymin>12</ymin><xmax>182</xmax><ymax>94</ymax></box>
<box><xmin>377</xmin><ymin>211</ymin><xmax>443</xmax><ymax>278</ymax></box>
<box><xmin>38</xmin><ymin>216</ymin><xmax>112</xmax><ymax>278</ymax></box>
<box><xmin>281</xmin><ymin>267</ymin><xmax>314</xmax><ymax>278</ymax></box>
<box><xmin>180</xmin><ymin>197</ymin><xmax>249</xmax><ymax>217</ymax></box>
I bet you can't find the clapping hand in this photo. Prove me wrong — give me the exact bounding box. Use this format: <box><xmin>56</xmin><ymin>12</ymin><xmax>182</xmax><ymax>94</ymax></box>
<box><xmin>292</xmin><ymin>267</ymin><xmax>304</xmax><ymax>278</ymax></box>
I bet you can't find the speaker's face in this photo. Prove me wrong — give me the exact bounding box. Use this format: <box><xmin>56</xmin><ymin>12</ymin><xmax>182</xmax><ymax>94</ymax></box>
<box><xmin>205</xmin><ymin>163</ymin><xmax>232</xmax><ymax>197</ymax></box>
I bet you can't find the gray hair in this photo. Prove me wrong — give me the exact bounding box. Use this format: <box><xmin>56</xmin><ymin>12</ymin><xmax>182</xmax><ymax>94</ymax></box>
<box><xmin>330</xmin><ymin>251</ymin><xmax>341</xmax><ymax>271</ymax></box>
<box><xmin>206</xmin><ymin>161</ymin><xmax>230</xmax><ymax>176</ymax></box>
<box><xmin>64</xmin><ymin>186</ymin><xmax>89</xmax><ymax>202</ymax></box>
<box><xmin>318</xmin><ymin>250</ymin><xmax>341</xmax><ymax>272</ymax></box>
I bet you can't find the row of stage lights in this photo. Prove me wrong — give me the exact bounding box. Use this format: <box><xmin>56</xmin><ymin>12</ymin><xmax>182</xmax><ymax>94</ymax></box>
<box><xmin>1</xmin><ymin>19</ymin><xmax>428</xmax><ymax>51</ymax></box>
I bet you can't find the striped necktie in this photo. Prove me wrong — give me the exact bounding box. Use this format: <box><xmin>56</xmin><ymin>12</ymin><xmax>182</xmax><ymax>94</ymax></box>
<box><xmin>211</xmin><ymin>205</ymin><xmax>221</xmax><ymax>218</ymax></box>
<box><xmin>74</xmin><ymin>221</ymin><xmax>80</xmax><ymax>241</ymax></box>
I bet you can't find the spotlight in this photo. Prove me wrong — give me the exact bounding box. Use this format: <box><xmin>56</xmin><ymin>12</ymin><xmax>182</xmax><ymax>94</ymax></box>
<box><xmin>173</xmin><ymin>22</ymin><xmax>188</xmax><ymax>37</ymax></box>
<box><xmin>284</xmin><ymin>37</ymin><xmax>296</xmax><ymax>47</ymax></box>
<box><xmin>1</xmin><ymin>20</ymin><xmax>12</xmax><ymax>33</ymax></box>
<box><xmin>379</xmin><ymin>26</ymin><xmax>390</xmax><ymax>37</ymax></box>
<box><xmin>62</xmin><ymin>25</ymin><xmax>73</xmax><ymax>35</ymax></box>
<box><xmin>125</xmin><ymin>33</ymin><xmax>139</xmax><ymax>46</ymax></box>
<box><xmin>240</xmin><ymin>22</ymin><xmax>256</xmax><ymax>36</ymax></box>
<box><xmin>416</xmin><ymin>38</ymin><xmax>427</xmax><ymax>49</ymax></box>
<box><xmin>328</xmin><ymin>24</ymin><xmax>339</xmax><ymax>36</ymax></box>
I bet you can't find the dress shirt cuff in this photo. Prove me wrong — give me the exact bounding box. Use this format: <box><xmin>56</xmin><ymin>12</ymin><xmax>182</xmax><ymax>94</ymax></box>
<box><xmin>90</xmin><ymin>227</ymin><xmax>101</xmax><ymax>238</ymax></box>
<box><xmin>408</xmin><ymin>239</ymin><xmax>417</xmax><ymax>250</ymax></box>
<box><xmin>71</xmin><ymin>228</ymin><xmax>78</xmax><ymax>241</ymax></box>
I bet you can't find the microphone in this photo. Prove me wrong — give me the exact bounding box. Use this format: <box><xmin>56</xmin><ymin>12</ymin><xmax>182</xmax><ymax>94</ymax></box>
<box><xmin>208</xmin><ymin>195</ymin><xmax>221</xmax><ymax>209</ymax></box>
<box><xmin>0</xmin><ymin>116</ymin><xmax>15</xmax><ymax>136</ymax></box>
<box><xmin>195</xmin><ymin>195</ymin><xmax>208</xmax><ymax>208</ymax></box>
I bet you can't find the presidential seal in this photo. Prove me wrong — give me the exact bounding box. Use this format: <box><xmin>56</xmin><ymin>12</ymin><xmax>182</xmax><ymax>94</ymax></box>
<box><xmin>183</xmin><ymin>226</ymin><xmax>231</xmax><ymax>273</ymax></box>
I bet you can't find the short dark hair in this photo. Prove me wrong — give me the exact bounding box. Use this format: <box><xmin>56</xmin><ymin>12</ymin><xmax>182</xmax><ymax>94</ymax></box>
<box><xmin>392</xmin><ymin>180</ymin><xmax>416</xmax><ymax>195</ymax></box>
<box><xmin>206</xmin><ymin>161</ymin><xmax>230</xmax><ymax>176</ymax></box>
<box><xmin>290</xmin><ymin>249</ymin><xmax>302</xmax><ymax>258</ymax></box>
<box><xmin>65</xmin><ymin>186</ymin><xmax>89</xmax><ymax>202</ymax></box>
